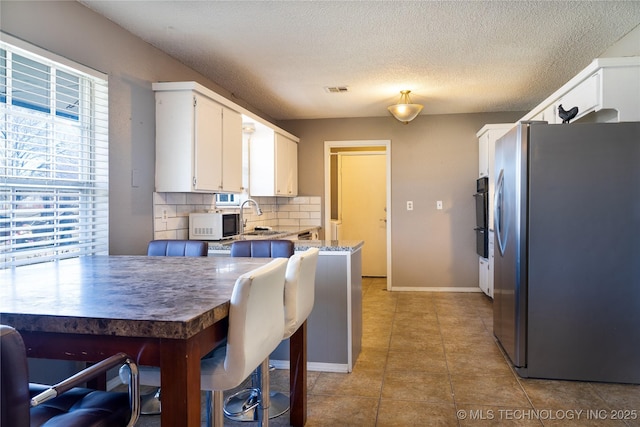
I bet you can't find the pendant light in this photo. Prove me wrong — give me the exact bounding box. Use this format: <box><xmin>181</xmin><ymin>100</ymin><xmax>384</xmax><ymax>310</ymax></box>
<box><xmin>387</xmin><ymin>90</ymin><xmax>423</xmax><ymax>124</ymax></box>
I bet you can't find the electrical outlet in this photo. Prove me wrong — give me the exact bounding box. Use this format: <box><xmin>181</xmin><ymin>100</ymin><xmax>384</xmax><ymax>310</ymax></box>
<box><xmin>406</xmin><ymin>201</ymin><xmax>414</xmax><ymax>211</ymax></box>
<box><xmin>162</xmin><ymin>209</ymin><xmax>168</xmax><ymax>222</ymax></box>
<box><xmin>436</xmin><ymin>201</ymin><xmax>443</xmax><ymax>210</ymax></box>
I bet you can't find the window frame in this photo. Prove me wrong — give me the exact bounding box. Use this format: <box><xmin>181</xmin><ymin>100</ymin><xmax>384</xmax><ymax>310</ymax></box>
<box><xmin>1</xmin><ymin>33</ymin><xmax>109</xmax><ymax>268</ymax></box>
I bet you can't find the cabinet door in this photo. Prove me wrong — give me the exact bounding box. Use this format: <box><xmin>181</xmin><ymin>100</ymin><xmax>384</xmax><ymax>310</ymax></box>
<box><xmin>478</xmin><ymin>132</ymin><xmax>489</xmax><ymax>177</ymax></box>
<box><xmin>221</xmin><ymin>107</ymin><xmax>243</xmax><ymax>193</ymax></box>
<box><xmin>248</xmin><ymin>127</ymin><xmax>276</xmax><ymax>196</ymax></box>
<box><xmin>488</xmin><ymin>231</ymin><xmax>495</xmax><ymax>298</ymax></box>
<box><xmin>194</xmin><ymin>94</ymin><xmax>223</xmax><ymax>191</ymax></box>
<box><xmin>479</xmin><ymin>257</ymin><xmax>489</xmax><ymax>296</ymax></box>
<box><xmin>288</xmin><ymin>137</ymin><xmax>298</xmax><ymax>196</ymax></box>
<box><xmin>155</xmin><ymin>91</ymin><xmax>196</xmax><ymax>192</ymax></box>
<box><xmin>559</xmin><ymin>72</ymin><xmax>601</xmax><ymax>121</ymax></box>
<box><xmin>275</xmin><ymin>133</ymin><xmax>298</xmax><ymax>196</ymax></box>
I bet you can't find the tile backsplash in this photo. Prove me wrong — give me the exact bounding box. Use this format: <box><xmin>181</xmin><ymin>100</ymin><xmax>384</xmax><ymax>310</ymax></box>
<box><xmin>153</xmin><ymin>193</ymin><xmax>322</xmax><ymax>240</ymax></box>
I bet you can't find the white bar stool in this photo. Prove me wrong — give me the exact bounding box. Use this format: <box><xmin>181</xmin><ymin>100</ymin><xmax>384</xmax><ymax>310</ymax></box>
<box><xmin>269</xmin><ymin>248</ymin><xmax>320</xmax><ymax>418</ymax></box>
<box><xmin>132</xmin><ymin>258</ymin><xmax>288</xmax><ymax>427</ymax></box>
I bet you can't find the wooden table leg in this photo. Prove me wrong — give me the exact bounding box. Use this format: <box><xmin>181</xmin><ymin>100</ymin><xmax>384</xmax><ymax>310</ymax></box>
<box><xmin>160</xmin><ymin>339</ymin><xmax>202</xmax><ymax>427</ymax></box>
<box><xmin>289</xmin><ymin>321</ymin><xmax>307</xmax><ymax>427</ymax></box>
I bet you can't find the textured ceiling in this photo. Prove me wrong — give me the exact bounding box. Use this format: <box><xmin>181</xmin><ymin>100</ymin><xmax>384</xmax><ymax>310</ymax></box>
<box><xmin>79</xmin><ymin>1</ymin><xmax>640</xmax><ymax>120</ymax></box>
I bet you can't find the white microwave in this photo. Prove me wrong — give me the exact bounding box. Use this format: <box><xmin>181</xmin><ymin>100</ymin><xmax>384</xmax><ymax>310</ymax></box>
<box><xmin>189</xmin><ymin>212</ymin><xmax>240</xmax><ymax>241</ymax></box>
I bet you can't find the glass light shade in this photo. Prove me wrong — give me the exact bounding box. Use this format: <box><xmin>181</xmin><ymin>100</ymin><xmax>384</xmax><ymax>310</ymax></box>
<box><xmin>388</xmin><ymin>90</ymin><xmax>424</xmax><ymax>124</ymax></box>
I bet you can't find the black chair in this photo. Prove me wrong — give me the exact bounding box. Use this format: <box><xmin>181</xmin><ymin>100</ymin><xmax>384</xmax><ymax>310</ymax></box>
<box><xmin>0</xmin><ymin>324</ymin><xmax>140</xmax><ymax>427</ymax></box>
<box><xmin>224</xmin><ymin>239</ymin><xmax>295</xmax><ymax>422</ymax></box>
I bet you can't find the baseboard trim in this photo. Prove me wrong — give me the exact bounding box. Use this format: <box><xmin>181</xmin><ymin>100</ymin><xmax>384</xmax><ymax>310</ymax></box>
<box><xmin>270</xmin><ymin>359</ymin><xmax>349</xmax><ymax>373</ymax></box>
<box><xmin>389</xmin><ymin>286</ymin><xmax>482</xmax><ymax>293</ymax></box>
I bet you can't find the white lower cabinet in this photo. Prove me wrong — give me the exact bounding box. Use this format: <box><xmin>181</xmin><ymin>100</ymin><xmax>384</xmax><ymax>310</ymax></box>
<box><xmin>478</xmin><ymin>232</ymin><xmax>495</xmax><ymax>298</ymax></box>
<box><xmin>479</xmin><ymin>256</ymin><xmax>489</xmax><ymax>297</ymax></box>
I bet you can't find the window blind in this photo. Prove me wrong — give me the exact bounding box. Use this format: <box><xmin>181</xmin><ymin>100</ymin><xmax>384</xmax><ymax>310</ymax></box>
<box><xmin>1</xmin><ymin>36</ymin><xmax>109</xmax><ymax>268</ymax></box>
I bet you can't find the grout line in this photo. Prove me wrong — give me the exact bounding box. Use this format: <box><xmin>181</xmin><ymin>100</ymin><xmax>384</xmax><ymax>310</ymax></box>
<box><xmin>373</xmin><ymin>283</ymin><xmax>397</xmax><ymax>425</ymax></box>
<box><xmin>435</xmin><ymin>299</ymin><xmax>464</xmax><ymax>427</ymax></box>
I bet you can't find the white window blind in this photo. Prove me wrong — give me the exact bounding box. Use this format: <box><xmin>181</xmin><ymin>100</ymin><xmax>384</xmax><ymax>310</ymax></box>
<box><xmin>1</xmin><ymin>36</ymin><xmax>109</xmax><ymax>268</ymax></box>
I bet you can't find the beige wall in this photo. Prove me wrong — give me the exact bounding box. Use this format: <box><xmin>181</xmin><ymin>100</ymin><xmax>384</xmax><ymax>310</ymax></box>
<box><xmin>0</xmin><ymin>0</ymin><xmax>274</xmax><ymax>256</ymax></box>
<box><xmin>280</xmin><ymin>113</ymin><xmax>523</xmax><ymax>289</ymax></box>
<box><xmin>2</xmin><ymin>2</ymin><xmax>638</xmax><ymax>288</ymax></box>
<box><xmin>602</xmin><ymin>23</ymin><xmax>640</xmax><ymax>57</ymax></box>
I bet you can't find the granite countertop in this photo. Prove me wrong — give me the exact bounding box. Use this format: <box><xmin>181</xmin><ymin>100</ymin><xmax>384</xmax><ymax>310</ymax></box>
<box><xmin>230</xmin><ymin>226</ymin><xmax>319</xmax><ymax>242</ymax></box>
<box><xmin>0</xmin><ymin>256</ymin><xmax>272</xmax><ymax>339</ymax></box>
<box><xmin>209</xmin><ymin>239</ymin><xmax>364</xmax><ymax>252</ymax></box>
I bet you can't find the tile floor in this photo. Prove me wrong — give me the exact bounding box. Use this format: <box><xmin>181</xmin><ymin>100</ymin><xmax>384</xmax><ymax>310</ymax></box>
<box><xmin>135</xmin><ymin>277</ymin><xmax>640</xmax><ymax>426</ymax></box>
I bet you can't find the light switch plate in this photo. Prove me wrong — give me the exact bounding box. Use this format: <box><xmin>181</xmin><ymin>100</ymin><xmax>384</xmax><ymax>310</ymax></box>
<box><xmin>437</xmin><ymin>201</ymin><xmax>443</xmax><ymax>210</ymax></box>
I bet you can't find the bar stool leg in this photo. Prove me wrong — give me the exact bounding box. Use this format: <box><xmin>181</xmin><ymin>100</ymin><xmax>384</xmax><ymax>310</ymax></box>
<box><xmin>259</xmin><ymin>358</ymin><xmax>270</xmax><ymax>427</ymax></box>
<box><xmin>207</xmin><ymin>390</ymin><xmax>225</xmax><ymax>427</ymax></box>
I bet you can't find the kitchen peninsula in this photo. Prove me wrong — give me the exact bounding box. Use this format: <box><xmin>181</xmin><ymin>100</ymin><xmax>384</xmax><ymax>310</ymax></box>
<box><xmin>210</xmin><ymin>239</ymin><xmax>364</xmax><ymax>373</ymax></box>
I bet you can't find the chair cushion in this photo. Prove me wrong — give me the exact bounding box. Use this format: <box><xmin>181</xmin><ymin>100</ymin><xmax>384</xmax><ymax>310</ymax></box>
<box><xmin>147</xmin><ymin>239</ymin><xmax>208</xmax><ymax>257</ymax></box>
<box><xmin>28</xmin><ymin>384</ymin><xmax>131</xmax><ymax>427</ymax></box>
<box><xmin>202</xmin><ymin>259</ymin><xmax>287</xmax><ymax>391</ymax></box>
<box><xmin>230</xmin><ymin>240</ymin><xmax>294</xmax><ymax>258</ymax></box>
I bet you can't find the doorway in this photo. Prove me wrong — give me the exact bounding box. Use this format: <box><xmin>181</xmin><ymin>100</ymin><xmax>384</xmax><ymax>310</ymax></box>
<box><xmin>324</xmin><ymin>140</ymin><xmax>391</xmax><ymax>288</ymax></box>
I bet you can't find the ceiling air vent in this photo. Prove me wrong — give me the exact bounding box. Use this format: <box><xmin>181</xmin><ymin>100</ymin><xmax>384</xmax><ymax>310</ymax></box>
<box><xmin>325</xmin><ymin>86</ymin><xmax>349</xmax><ymax>93</ymax></box>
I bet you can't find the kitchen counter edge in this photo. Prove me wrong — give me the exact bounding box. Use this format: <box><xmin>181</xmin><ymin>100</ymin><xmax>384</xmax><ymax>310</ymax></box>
<box><xmin>208</xmin><ymin>239</ymin><xmax>364</xmax><ymax>253</ymax></box>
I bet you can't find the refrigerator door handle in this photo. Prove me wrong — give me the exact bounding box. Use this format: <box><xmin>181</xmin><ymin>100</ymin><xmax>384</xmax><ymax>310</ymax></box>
<box><xmin>495</xmin><ymin>169</ymin><xmax>507</xmax><ymax>256</ymax></box>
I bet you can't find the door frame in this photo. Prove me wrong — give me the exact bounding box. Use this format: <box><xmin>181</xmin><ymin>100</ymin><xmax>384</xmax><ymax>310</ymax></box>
<box><xmin>324</xmin><ymin>140</ymin><xmax>392</xmax><ymax>289</ymax></box>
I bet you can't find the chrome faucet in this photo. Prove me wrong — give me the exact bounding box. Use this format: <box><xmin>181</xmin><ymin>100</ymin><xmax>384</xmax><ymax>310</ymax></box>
<box><xmin>239</xmin><ymin>198</ymin><xmax>263</xmax><ymax>235</ymax></box>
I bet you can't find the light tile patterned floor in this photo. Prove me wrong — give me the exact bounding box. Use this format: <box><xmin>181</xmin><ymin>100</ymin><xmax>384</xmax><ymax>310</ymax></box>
<box><xmin>135</xmin><ymin>277</ymin><xmax>640</xmax><ymax>426</ymax></box>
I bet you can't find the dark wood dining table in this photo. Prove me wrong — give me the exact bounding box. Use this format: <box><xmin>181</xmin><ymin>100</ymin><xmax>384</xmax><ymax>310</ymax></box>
<box><xmin>0</xmin><ymin>255</ymin><xmax>308</xmax><ymax>427</ymax></box>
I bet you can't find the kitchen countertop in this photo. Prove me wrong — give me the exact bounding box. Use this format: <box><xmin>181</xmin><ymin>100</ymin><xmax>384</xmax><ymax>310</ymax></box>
<box><xmin>208</xmin><ymin>238</ymin><xmax>364</xmax><ymax>253</ymax></box>
<box><xmin>240</xmin><ymin>226</ymin><xmax>319</xmax><ymax>240</ymax></box>
<box><xmin>0</xmin><ymin>256</ymin><xmax>272</xmax><ymax>339</ymax></box>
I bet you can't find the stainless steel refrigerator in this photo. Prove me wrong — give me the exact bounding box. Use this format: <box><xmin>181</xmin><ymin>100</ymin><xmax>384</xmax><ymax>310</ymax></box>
<box><xmin>493</xmin><ymin>121</ymin><xmax>640</xmax><ymax>383</ymax></box>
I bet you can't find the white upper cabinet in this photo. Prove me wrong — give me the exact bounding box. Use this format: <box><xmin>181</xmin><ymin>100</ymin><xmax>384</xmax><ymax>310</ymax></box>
<box><xmin>221</xmin><ymin>107</ymin><xmax>243</xmax><ymax>193</ymax></box>
<box><xmin>274</xmin><ymin>133</ymin><xmax>298</xmax><ymax>196</ymax></box>
<box><xmin>154</xmin><ymin>83</ymin><xmax>243</xmax><ymax>193</ymax></box>
<box><xmin>249</xmin><ymin>129</ymin><xmax>298</xmax><ymax>197</ymax></box>
<box><xmin>522</xmin><ymin>57</ymin><xmax>640</xmax><ymax>124</ymax></box>
<box><xmin>192</xmin><ymin>93</ymin><xmax>223</xmax><ymax>191</ymax></box>
<box><xmin>154</xmin><ymin>82</ymin><xmax>299</xmax><ymax>195</ymax></box>
<box><xmin>478</xmin><ymin>131</ymin><xmax>490</xmax><ymax>178</ymax></box>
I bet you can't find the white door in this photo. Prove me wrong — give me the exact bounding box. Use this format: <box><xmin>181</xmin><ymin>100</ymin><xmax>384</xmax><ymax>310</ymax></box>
<box><xmin>340</xmin><ymin>153</ymin><xmax>387</xmax><ymax>277</ymax></box>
